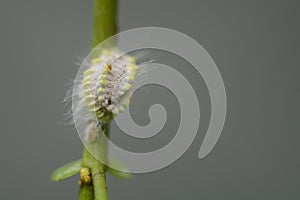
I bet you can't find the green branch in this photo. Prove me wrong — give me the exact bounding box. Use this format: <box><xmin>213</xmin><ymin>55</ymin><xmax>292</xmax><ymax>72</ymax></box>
<box><xmin>92</xmin><ymin>0</ymin><xmax>118</xmax><ymax>48</ymax></box>
<box><xmin>80</xmin><ymin>0</ymin><xmax>118</xmax><ymax>198</ymax></box>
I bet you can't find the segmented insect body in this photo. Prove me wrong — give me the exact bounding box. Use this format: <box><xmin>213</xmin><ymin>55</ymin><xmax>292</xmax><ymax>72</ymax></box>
<box><xmin>80</xmin><ymin>50</ymin><xmax>137</xmax><ymax>121</ymax></box>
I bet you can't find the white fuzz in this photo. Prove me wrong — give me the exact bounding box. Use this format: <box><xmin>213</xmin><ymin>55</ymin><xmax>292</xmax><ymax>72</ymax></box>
<box><xmin>76</xmin><ymin>50</ymin><xmax>137</xmax><ymax>122</ymax></box>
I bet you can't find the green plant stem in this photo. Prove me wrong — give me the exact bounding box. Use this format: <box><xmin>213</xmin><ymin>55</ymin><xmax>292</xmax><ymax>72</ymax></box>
<box><xmin>79</xmin><ymin>149</ymin><xmax>95</xmax><ymax>200</ymax></box>
<box><xmin>80</xmin><ymin>122</ymin><xmax>111</xmax><ymax>200</ymax></box>
<box><xmin>79</xmin><ymin>0</ymin><xmax>118</xmax><ymax>199</ymax></box>
<box><xmin>79</xmin><ymin>183</ymin><xmax>94</xmax><ymax>200</ymax></box>
<box><xmin>91</xmin><ymin>123</ymin><xmax>110</xmax><ymax>200</ymax></box>
<box><xmin>91</xmin><ymin>165</ymin><xmax>108</xmax><ymax>200</ymax></box>
<box><xmin>92</xmin><ymin>0</ymin><xmax>118</xmax><ymax>48</ymax></box>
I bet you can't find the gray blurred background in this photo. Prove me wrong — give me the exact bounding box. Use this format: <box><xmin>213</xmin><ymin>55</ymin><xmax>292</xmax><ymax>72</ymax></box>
<box><xmin>0</xmin><ymin>0</ymin><xmax>299</xmax><ymax>199</ymax></box>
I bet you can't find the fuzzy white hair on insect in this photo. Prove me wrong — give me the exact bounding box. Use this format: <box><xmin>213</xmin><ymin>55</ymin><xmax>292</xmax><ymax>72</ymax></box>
<box><xmin>69</xmin><ymin>49</ymin><xmax>147</xmax><ymax>125</ymax></box>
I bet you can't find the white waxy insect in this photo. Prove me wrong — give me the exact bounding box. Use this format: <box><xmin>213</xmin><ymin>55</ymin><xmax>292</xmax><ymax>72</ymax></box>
<box><xmin>79</xmin><ymin>50</ymin><xmax>138</xmax><ymax>121</ymax></box>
